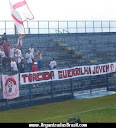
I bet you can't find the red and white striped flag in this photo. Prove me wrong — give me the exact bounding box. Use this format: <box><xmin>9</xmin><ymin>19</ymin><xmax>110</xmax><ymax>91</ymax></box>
<box><xmin>9</xmin><ymin>0</ymin><xmax>34</xmax><ymax>34</ymax></box>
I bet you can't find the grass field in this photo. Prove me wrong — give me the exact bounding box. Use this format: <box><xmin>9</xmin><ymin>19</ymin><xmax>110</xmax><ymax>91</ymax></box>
<box><xmin>0</xmin><ymin>94</ymin><xmax>116</xmax><ymax>123</ymax></box>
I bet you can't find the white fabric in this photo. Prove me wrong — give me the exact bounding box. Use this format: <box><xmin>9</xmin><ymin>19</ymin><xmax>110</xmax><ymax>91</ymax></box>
<box><xmin>9</xmin><ymin>48</ymin><xmax>15</xmax><ymax>58</ymax></box>
<box><xmin>10</xmin><ymin>3</ymin><xmax>25</xmax><ymax>34</ymax></box>
<box><xmin>20</xmin><ymin>62</ymin><xmax>116</xmax><ymax>85</ymax></box>
<box><xmin>11</xmin><ymin>61</ymin><xmax>18</xmax><ymax>71</ymax></box>
<box><xmin>29</xmin><ymin>47</ymin><xmax>34</xmax><ymax>58</ymax></box>
<box><xmin>9</xmin><ymin>0</ymin><xmax>34</xmax><ymax>34</ymax></box>
<box><xmin>49</xmin><ymin>60</ymin><xmax>57</xmax><ymax>69</ymax></box>
<box><xmin>9</xmin><ymin>0</ymin><xmax>34</xmax><ymax>21</ymax></box>
<box><xmin>15</xmin><ymin>54</ymin><xmax>21</xmax><ymax>64</ymax></box>
<box><xmin>40</xmin><ymin>53</ymin><xmax>43</xmax><ymax>60</ymax></box>
<box><xmin>2</xmin><ymin>74</ymin><xmax>19</xmax><ymax>99</ymax></box>
<box><xmin>26</xmin><ymin>53</ymin><xmax>33</xmax><ymax>63</ymax></box>
<box><xmin>17</xmin><ymin>49</ymin><xmax>22</xmax><ymax>57</ymax></box>
<box><xmin>0</xmin><ymin>51</ymin><xmax>5</xmax><ymax>58</ymax></box>
<box><xmin>17</xmin><ymin>37</ymin><xmax>23</xmax><ymax>46</ymax></box>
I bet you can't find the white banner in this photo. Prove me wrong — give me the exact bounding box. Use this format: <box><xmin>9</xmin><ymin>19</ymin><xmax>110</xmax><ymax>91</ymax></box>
<box><xmin>20</xmin><ymin>62</ymin><xmax>116</xmax><ymax>85</ymax></box>
<box><xmin>2</xmin><ymin>74</ymin><xmax>19</xmax><ymax>99</ymax></box>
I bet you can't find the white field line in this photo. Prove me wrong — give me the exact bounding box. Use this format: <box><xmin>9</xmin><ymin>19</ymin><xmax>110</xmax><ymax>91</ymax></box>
<box><xmin>29</xmin><ymin>104</ymin><xmax>116</xmax><ymax>123</ymax></box>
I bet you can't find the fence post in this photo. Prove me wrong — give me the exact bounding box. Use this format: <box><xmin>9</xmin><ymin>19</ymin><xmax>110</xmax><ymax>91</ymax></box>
<box><xmin>90</xmin><ymin>76</ymin><xmax>92</xmax><ymax>93</ymax></box>
<box><xmin>29</xmin><ymin>84</ymin><xmax>32</xmax><ymax>104</ymax></box>
<box><xmin>50</xmin><ymin>81</ymin><xmax>54</xmax><ymax>100</ymax></box>
<box><xmin>70</xmin><ymin>79</ymin><xmax>74</xmax><ymax>97</ymax></box>
<box><xmin>106</xmin><ymin>74</ymin><xmax>109</xmax><ymax>91</ymax></box>
<box><xmin>66</xmin><ymin>62</ymin><xmax>74</xmax><ymax>97</ymax></box>
<box><xmin>6</xmin><ymin>99</ymin><xmax>9</xmax><ymax>109</ymax></box>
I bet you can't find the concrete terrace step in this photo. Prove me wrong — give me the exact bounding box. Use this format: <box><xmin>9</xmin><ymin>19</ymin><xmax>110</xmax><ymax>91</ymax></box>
<box><xmin>64</xmin><ymin>47</ymin><xmax>75</xmax><ymax>50</ymax></box>
<box><xmin>89</xmin><ymin>60</ymin><xmax>98</xmax><ymax>63</ymax></box>
<box><xmin>58</xmin><ymin>43</ymin><xmax>68</xmax><ymax>46</ymax></box>
<box><xmin>74</xmin><ymin>51</ymin><xmax>83</xmax><ymax>55</ymax></box>
<box><xmin>7</xmin><ymin>33</ymin><xmax>116</xmax><ymax>69</ymax></box>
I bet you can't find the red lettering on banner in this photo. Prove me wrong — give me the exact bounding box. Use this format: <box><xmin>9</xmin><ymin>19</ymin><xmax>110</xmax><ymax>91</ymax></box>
<box><xmin>92</xmin><ymin>66</ymin><xmax>95</xmax><ymax>74</ymax></box>
<box><xmin>33</xmin><ymin>73</ymin><xmax>37</xmax><ymax>81</ymax></box>
<box><xmin>75</xmin><ymin>68</ymin><xmax>80</xmax><ymax>75</ymax></box>
<box><xmin>110</xmin><ymin>64</ymin><xmax>114</xmax><ymax>71</ymax></box>
<box><xmin>84</xmin><ymin>67</ymin><xmax>91</xmax><ymax>74</ymax></box>
<box><xmin>67</xmin><ymin>69</ymin><xmax>72</xmax><ymax>77</ymax></box>
<box><xmin>37</xmin><ymin>73</ymin><xmax>42</xmax><ymax>81</ymax></box>
<box><xmin>20</xmin><ymin>63</ymin><xmax>115</xmax><ymax>85</ymax></box>
<box><xmin>28</xmin><ymin>74</ymin><xmax>32</xmax><ymax>82</ymax></box>
<box><xmin>58</xmin><ymin>71</ymin><xmax>63</xmax><ymax>79</ymax></box>
<box><xmin>103</xmin><ymin>65</ymin><xmax>106</xmax><ymax>72</ymax></box>
<box><xmin>21</xmin><ymin>72</ymin><xmax>55</xmax><ymax>83</ymax></box>
<box><xmin>63</xmin><ymin>70</ymin><xmax>68</xmax><ymax>78</ymax></box>
<box><xmin>43</xmin><ymin>72</ymin><xmax>50</xmax><ymax>80</ymax></box>
<box><xmin>80</xmin><ymin>68</ymin><xmax>84</xmax><ymax>75</ymax></box>
<box><xmin>50</xmin><ymin>71</ymin><xmax>54</xmax><ymax>79</ymax></box>
<box><xmin>58</xmin><ymin>68</ymin><xmax>84</xmax><ymax>79</ymax></box>
<box><xmin>22</xmin><ymin>74</ymin><xmax>28</xmax><ymax>83</ymax></box>
<box><xmin>96</xmin><ymin>66</ymin><xmax>99</xmax><ymax>73</ymax></box>
<box><xmin>75</xmin><ymin>67</ymin><xmax>84</xmax><ymax>75</ymax></box>
<box><xmin>72</xmin><ymin>69</ymin><xmax>76</xmax><ymax>76</ymax></box>
<box><xmin>92</xmin><ymin>65</ymin><xmax>110</xmax><ymax>74</ymax></box>
<box><xmin>59</xmin><ymin>69</ymin><xmax>77</xmax><ymax>79</ymax></box>
<box><xmin>89</xmin><ymin>67</ymin><xmax>91</xmax><ymax>74</ymax></box>
<box><xmin>106</xmin><ymin>65</ymin><xmax>109</xmax><ymax>72</ymax></box>
<box><xmin>99</xmin><ymin>66</ymin><xmax>102</xmax><ymax>73</ymax></box>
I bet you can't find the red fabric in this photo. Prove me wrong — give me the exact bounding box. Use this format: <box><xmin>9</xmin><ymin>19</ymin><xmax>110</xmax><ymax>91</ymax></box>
<box><xmin>13</xmin><ymin>1</ymin><xmax>26</xmax><ymax>9</ymax></box>
<box><xmin>32</xmin><ymin>65</ymin><xmax>38</xmax><ymax>72</ymax></box>
<box><xmin>3</xmin><ymin>42</ymin><xmax>10</xmax><ymax>52</ymax></box>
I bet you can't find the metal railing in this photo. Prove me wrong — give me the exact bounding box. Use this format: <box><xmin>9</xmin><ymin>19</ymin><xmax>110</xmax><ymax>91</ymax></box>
<box><xmin>0</xmin><ymin>71</ymin><xmax>114</xmax><ymax>111</ymax></box>
<box><xmin>0</xmin><ymin>33</ymin><xmax>116</xmax><ymax>110</ymax></box>
<box><xmin>0</xmin><ymin>20</ymin><xmax>116</xmax><ymax>35</ymax></box>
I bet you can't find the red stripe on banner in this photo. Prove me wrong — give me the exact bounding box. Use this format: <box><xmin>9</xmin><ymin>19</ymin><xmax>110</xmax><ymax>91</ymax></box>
<box><xmin>13</xmin><ymin>1</ymin><xmax>26</xmax><ymax>9</ymax></box>
<box><xmin>11</xmin><ymin>14</ymin><xmax>23</xmax><ymax>25</ymax></box>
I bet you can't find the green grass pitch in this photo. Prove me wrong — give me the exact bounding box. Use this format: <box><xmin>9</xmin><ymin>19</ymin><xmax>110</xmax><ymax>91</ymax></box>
<box><xmin>0</xmin><ymin>94</ymin><xmax>116</xmax><ymax>123</ymax></box>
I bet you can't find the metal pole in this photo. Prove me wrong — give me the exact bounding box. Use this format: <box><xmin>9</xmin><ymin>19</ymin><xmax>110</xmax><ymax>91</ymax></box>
<box><xmin>93</xmin><ymin>21</ymin><xmax>95</xmax><ymax>33</ymax></box>
<box><xmin>67</xmin><ymin>21</ymin><xmax>69</xmax><ymax>32</ymax></box>
<box><xmin>27</xmin><ymin>21</ymin><xmax>30</xmax><ymax>34</ymax></box>
<box><xmin>5</xmin><ymin>21</ymin><xmax>6</xmax><ymax>33</ymax></box>
<box><xmin>14</xmin><ymin>24</ymin><xmax>17</xmax><ymax>35</ymax></box>
<box><xmin>109</xmin><ymin>21</ymin><xmax>110</xmax><ymax>33</ymax></box>
<box><xmin>58</xmin><ymin>21</ymin><xmax>59</xmax><ymax>34</ymax></box>
<box><xmin>38</xmin><ymin>21</ymin><xmax>39</xmax><ymax>34</ymax></box>
<box><xmin>101</xmin><ymin>21</ymin><xmax>103</xmax><ymax>32</ymax></box>
<box><xmin>67</xmin><ymin>63</ymin><xmax>74</xmax><ymax>97</ymax></box>
<box><xmin>6</xmin><ymin>99</ymin><xmax>9</xmax><ymax>109</ymax></box>
<box><xmin>85</xmin><ymin>21</ymin><xmax>86</xmax><ymax>33</ymax></box>
<box><xmin>50</xmin><ymin>81</ymin><xmax>54</xmax><ymax>100</ymax></box>
<box><xmin>90</xmin><ymin>76</ymin><xmax>92</xmax><ymax>93</ymax></box>
<box><xmin>70</xmin><ymin>79</ymin><xmax>74</xmax><ymax>97</ymax></box>
<box><xmin>29</xmin><ymin>84</ymin><xmax>32</xmax><ymax>104</ymax></box>
<box><xmin>48</xmin><ymin>21</ymin><xmax>50</xmax><ymax>34</ymax></box>
<box><xmin>106</xmin><ymin>74</ymin><xmax>109</xmax><ymax>91</ymax></box>
<box><xmin>76</xmin><ymin>21</ymin><xmax>78</xmax><ymax>33</ymax></box>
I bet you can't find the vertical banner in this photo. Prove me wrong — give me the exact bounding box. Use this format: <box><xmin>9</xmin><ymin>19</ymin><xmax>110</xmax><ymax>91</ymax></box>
<box><xmin>2</xmin><ymin>74</ymin><xmax>19</xmax><ymax>99</ymax></box>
